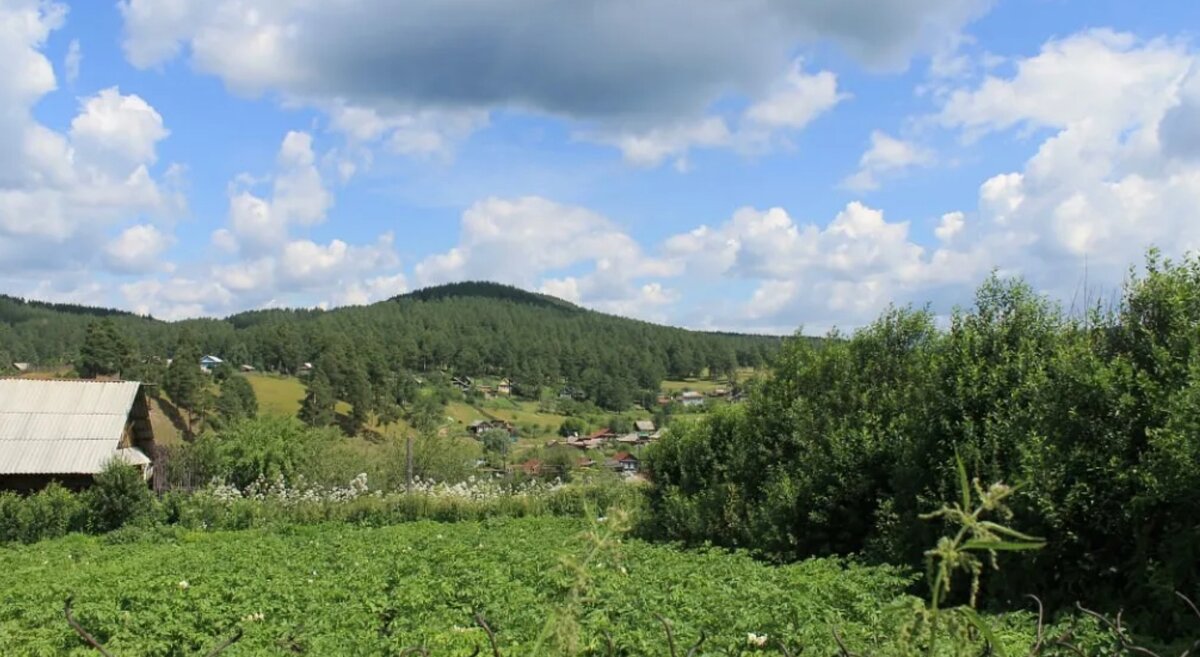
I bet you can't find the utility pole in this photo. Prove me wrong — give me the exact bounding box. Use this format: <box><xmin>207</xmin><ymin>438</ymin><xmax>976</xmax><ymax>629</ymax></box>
<box><xmin>406</xmin><ymin>435</ymin><xmax>414</xmax><ymax>493</ymax></box>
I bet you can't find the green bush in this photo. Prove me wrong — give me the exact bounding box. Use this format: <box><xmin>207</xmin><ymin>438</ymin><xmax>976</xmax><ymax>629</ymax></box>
<box><xmin>644</xmin><ymin>255</ymin><xmax>1200</xmax><ymax>636</ymax></box>
<box><xmin>84</xmin><ymin>461</ymin><xmax>154</xmax><ymax>533</ymax></box>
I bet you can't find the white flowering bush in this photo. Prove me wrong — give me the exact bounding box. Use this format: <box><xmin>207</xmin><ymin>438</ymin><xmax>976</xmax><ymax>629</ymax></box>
<box><xmin>163</xmin><ymin>470</ymin><xmax>637</xmax><ymax>533</ymax></box>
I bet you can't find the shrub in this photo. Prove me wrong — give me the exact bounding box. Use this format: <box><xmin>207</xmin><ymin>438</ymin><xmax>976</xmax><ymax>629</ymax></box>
<box><xmin>84</xmin><ymin>461</ymin><xmax>154</xmax><ymax>533</ymax></box>
<box><xmin>644</xmin><ymin>259</ymin><xmax>1200</xmax><ymax>636</ymax></box>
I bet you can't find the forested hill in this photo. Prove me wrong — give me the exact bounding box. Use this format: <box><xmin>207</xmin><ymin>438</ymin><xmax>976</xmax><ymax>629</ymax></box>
<box><xmin>0</xmin><ymin>283</ymin><xmax>783</xmax><ymax>404</ymax></box>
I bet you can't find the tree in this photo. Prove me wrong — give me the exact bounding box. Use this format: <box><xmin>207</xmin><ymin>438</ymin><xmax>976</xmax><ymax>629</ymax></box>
<box><xmin>165</xmin><ymin>336</ymin><xmax>204</xmax><ymax>436</ymax></box>
<box><xmin>406</xmin><ymin>394</ymin><xmax>444</xmax><ymax>435</ymax></box>
<box><xmin>558</xmin><ymin>417</ymin><xmax>586</xmax><ymax>437</ymax></box>
<box><xmin>84</xmin><ymin>461</ymin><xmax>153</xmax><ymax>532</ymax></box>
<box><xmin>479</xmin><ymin>428</ymin><xmax>511</xmax><ymax>466</ymax></box>
<box><xmin>609</xmin><ymin>415</ymin><xmax>633</xmax><ymax>434</ymax></box>
<box><xmin>77</xmin><ymin>319</ymin><xmax>132</xmax><ymax>379</ymax></box>
<box><xmin>345</xmin><ymin>365</ymin><xmax>374</xmax><ymax>434</ymax></box>
<box><xmin>215</xmin><ymin>375</ymin><xmax>257</xmax><ymax>426</ymax></box>
<box><xmin>299</xmin><ymin>370</ymin><xmax>336</xmax><ymax>427</ymax></box>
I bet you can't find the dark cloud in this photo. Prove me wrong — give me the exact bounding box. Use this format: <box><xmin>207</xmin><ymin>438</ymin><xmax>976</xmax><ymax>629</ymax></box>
<box><xmin>123</xmin><ymin>0</ymin><xmax>991</xmax><ymax>124</ymax></box>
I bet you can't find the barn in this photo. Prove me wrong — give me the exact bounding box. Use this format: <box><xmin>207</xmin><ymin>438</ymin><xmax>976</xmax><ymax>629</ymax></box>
<box><xmin>0</xmin><ymin>379</ymin><xmax>156</xmax><ymax>491</ymax></box>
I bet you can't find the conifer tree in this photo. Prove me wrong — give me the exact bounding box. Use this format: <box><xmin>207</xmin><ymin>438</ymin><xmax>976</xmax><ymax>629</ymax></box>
<box><xmin>299</xmin><ymin>369</ymin><xmax>336</xmax><ymax>427</ymax></box>
<box><xmin>77</xmin><ymin>319</ymin><xmax>132</xmax><ymax>379</ymax></box>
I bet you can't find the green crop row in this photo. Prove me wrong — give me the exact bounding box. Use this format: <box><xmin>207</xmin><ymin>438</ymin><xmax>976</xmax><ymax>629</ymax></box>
<box><xmin>0</xmin><ymin>516</ymin><xmax>1059</xmax><ymax>657</ymax></box>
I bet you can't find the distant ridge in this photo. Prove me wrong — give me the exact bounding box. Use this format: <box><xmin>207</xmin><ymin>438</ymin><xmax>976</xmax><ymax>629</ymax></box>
<box><xmin>0</xmin><ymin>295</ymin><xmax>144</xmax><ymax>321</ymax></box>
<box><xmin>396</xmin><ymin>281</ymin><xmax>583</xmax><ymax>313</ymax></box>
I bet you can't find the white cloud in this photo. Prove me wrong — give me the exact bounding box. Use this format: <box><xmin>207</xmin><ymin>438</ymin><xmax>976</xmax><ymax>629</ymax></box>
<box><xmin>929</xmin><ymin>29</ymin><xmax>1200</xmax><ymax>298</ymax></box>
<box><xmin>327</xmin><ymin>102</ymin><xmax>489</xmax><ymax>159</ymax></box>
<box><xmin>218</xmin><ymin>130</ymin><xmax>331</xmax><ymax>254</ymax></box>
<box><xmin>939</xmin><ymin>30</ymin><xmax>1189</xmax><ymax>137</ymax></box>
<box><xmin>103</xmin><ymin>224</ymin><xmax>173</xmax><ymax>273</ymax></box>
<box><xmin>842</xmin><ymin>130</ymin><xmax>934</xmax><ymax>191</ymax></box>
<box><xmin>0</xmin><ymin>2</ymin><xmax>179</xmax><ymax>283</ymax></box>
<box><xmin>603</xmin><ymin>118</ymin><xmax>732</xmax><ymax>168</ymax></box>
<box><xmin>744</xmin><ymin>63</ymin><xmax>846</xmax><ymax>130</ymax></box>
<box><xmin>63</xmin><ymin>38</ymin><xmax>80</xmax><ymax>84</ymax></box>
<box><xmin>70</xmin><ymin>87</ymin><xmax>169</xmax><ymax>168</ymax></box>
<box><xmin>594</xmin><ymin>59</ymin><xmax>847</xmax><ymax>168</ymax></box>
<box><xmin>934</xmin><ymin>211</ymin><xmax>965</xmax><ymax>242</ymax></box>
<box><xmin>416</xmin><ymin>196</ymin><xmax>678</xmax><ymax>320</ymax></box>
<box><xmin>331</xmin><ymin>272</ymin><xmax>410</xmax><ymax>307</ymax></box>
<box><xmin>662</xmin><ymin>202</ymin><xmax>981</xmax><ymax>328</ymax></box>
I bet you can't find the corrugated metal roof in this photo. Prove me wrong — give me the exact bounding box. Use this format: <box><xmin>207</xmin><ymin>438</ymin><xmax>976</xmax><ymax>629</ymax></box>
<box><xmin>0</xmin><ymin>379</ymin><xmax>146</xmax><ymax>475</ymax></box>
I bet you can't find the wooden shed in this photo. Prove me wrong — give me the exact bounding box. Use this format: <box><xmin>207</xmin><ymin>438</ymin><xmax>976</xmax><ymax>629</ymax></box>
<box><xmin>0</xmin><ymin>379</ymin><xmax>156</xmax><ymax>491</ymax></box>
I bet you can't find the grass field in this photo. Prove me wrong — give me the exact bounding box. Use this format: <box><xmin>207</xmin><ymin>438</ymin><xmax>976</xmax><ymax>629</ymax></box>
<box><xmin>0</xmin><ymin>517</ymin><xmax>921</xmax><ymax>656</ymax></box>
<box><xmin>244</xmin><ymin>373</ymin><xmax>307</xmax><ymax>416</ymax></box>
<box><xmin>661</xmin><ymin>377</ymin><xmax>728</xmax><ymax>394</ymax></box>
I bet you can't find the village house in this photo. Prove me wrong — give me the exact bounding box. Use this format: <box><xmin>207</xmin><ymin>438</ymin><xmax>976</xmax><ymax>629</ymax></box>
<box><xmin>0</xmin><ymin>379</ymin><xmax>156</xmax><ymax>491</ymax></box>
<box><xmin>680</xmin><ymin>391</ymin><xmax>705</xmax><ymax>407</ymax></box>
<box><xmin>497</xmin><ymin>379</ymin><xmax>512</xmax><ymax>396</ymax></box>
<box><xmin>11</xmin><ymin>362</ymin><xmax>30</xmax><ymax>373</ymax></box>
<box><xmin>240</xmin><ymin>364</ymin><xmax>256</xmax><ymax>372</ymax></box>
<box><xmin>634</xmin><ymin>420</ymin><xmax>656</xmax><ymax>437</ymax></box>
<box><xmin>199</xmin><ymin>355</ymin><xmax>224</xmax><ymax>373</ymax></box>
<box><xmin>586</xmin><ymin>427</ymin><xmax>615</xmax><ymax>441</ymax></box>
<box><xmin>468</xmin><ymin>419</ymin><xmax>516</xmax><ymax>437</ymax></box>
<box><xmin>607</xmin><ymin>451</ymin><xmax>640</xmax><ymax>474</ymax></box>
<box><xmin>452</xmin><ymin>376</ymin><xmax>473</xmax><ymax>392</ymax></box>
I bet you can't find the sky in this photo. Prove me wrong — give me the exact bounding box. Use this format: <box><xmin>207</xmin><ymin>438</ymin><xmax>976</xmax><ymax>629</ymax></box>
<box><xmin>3</xmin><ymin>0</ymin><xmax>1200</xmax><ymax>334</ymax></box>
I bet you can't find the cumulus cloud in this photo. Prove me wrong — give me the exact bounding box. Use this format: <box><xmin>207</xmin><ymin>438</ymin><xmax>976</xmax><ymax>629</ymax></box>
<box><xmin>117</xmin><ymin>0</ymin><xmax>992</xmax><ymax>165</ymax></box>
<box><xmin>125</xmin><ymin>129</ymin><xmax>402</xmax><ymax>319</ymax></box>
<box><xmin>592</xmin><ymin>60</ymin><xmax>847</xmax><ymax>167</ymax></box>
<box><xmin>661</xmin><ymin>202</ymin><xmax>980</xmax><ymax>329</ymax></box>
<box><xmin>929</xmin><ymin>29</ymin><xmax>1200</xmax><ymax>299</ymax></box>
<box><xmin>416</xmin><ymin>196</ymin><xmax>678</xmax><ymax>320</ymax></box>
<box><xmin>842</xmin><ymin>130</ymin><xmax>934</xmax><ymax>191</ymax></box>
<box><xmin>103</xmin><ymin>224</ymin><xmax>173</xmax><ymax>273</ymax></box>
<box><xmin>0</xmin><ymin>2</ymin><xmax>179</xmax><ymax>284</ymax></box>
<box><xmin>120</xmin><ymin>0</ymin><xmax>987</xmax><ymax>115</ymax></box>
<box><xmin>63</xmin><ymin>38</ymin><xmax>80</xmax><ymax>84</ymax></box>
<box><xmin>217</xmin><ymin>131</ymin><xmax>332</xmax><ymax>254</ymax></box>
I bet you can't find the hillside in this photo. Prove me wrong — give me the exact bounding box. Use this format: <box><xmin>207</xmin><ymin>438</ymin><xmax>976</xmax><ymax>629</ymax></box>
<box><xmin>0</xmin><ymin>282</ymin><xmax>783</xmax><ymax>409</ymax></box>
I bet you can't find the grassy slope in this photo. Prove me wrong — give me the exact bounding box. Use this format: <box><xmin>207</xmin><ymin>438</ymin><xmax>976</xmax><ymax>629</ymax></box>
<box><xmin>245</xmin><ymin>373</ymin><xmax>307</xmax><ymax>416</ymax></box>
<box><xmin>0</xmin><ymin>518</ymin><xmax>919</xmax><ymax>656</ymax></box>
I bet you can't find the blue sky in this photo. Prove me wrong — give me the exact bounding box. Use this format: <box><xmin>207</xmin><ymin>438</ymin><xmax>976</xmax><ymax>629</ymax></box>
<box><xmin>3</xmin><ymin>0</ymin><xmax>1200</xmax><ymax>333</ymax></box>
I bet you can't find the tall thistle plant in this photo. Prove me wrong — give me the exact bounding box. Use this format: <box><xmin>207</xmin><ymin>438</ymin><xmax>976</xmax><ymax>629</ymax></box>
<box><xmin>917</xmin><ymin>453</ymin><xmax>1044</xmax><ymax>656</ymax></box>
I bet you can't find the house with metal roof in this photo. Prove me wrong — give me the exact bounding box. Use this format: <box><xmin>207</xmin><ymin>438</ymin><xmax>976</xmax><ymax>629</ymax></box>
<box><xmin>0</xmin><ymin>379</ymin><xmax>156</xmax><ymax>491</ymax></box>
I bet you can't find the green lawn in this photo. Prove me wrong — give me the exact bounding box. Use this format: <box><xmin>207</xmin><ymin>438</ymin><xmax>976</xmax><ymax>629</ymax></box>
<box><xmin>244</xmin><ymin>373</ymin><xmax>307</xmax><ymax>416</ymax></box>
<box><xmin>661</xmin><ymin>377</ymin><xmax>729</xmax><ymax>394</ymax></box>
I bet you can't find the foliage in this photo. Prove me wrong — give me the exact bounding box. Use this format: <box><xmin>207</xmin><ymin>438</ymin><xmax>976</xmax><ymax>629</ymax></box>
<box><xmin>82</xmin><ymin>461</ymin><xmax>154</xmax><ymax>533</ymax></box>
<box><xmin>298</xmin><ymin>369</ymin><xmax>336</xmax><ymax>427</ymax></box>
<box><xmin>558</xmin><ymin>416</ymin><xmax>586</xmax><ymax>437</ymax></box>
<box><xmin>75</xmin><ymin>319</ymin><xmax>132</xmax><ymax>379</ymax></box>
<box><xmin>191</xmin><ymin>416</ymin><xmax>335</xmax><ymax>489</ymax></box>
<box><xmin>479</xmin><ymin>428</ymin><xmax>512</xmax><ymax>464</ymax></box>
<box><xmin>0</xmin><ymin>282</ymin><xmax>782</xmax><ymax>413</ymax></box>
<box><xmin>0</xmin><ymin>517</ymin><xmax>926</xmax><ymax>656</ymax></box>
<box><xmin>164</xmin><ymin>334</ymin><xmax>205</xmax><ymax>433</ymax></box>
<box><xmin>0</xmin><ymin>483</ymin><xmax>84</xmax><ymax>543</ymax></box>
<box><xmin>214</xmin><ymin>374</ymin><xmax>258</xmax><ymax>426</ymax></box>
<box><xmin>645</xmin><ymin>256</ymin><xmax>1200</xmax><ymax>636</ymax></box>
